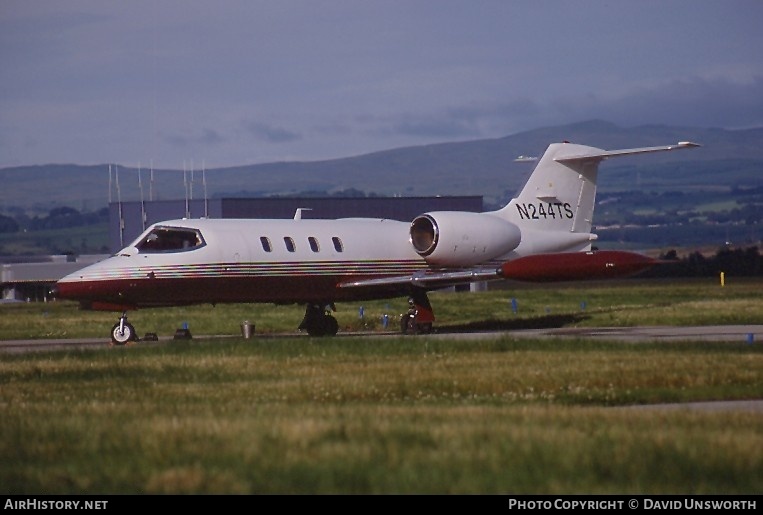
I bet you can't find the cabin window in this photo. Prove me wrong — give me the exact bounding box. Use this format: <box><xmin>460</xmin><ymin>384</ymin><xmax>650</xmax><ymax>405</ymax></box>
<box><xmin>308</xmin><ymin>236</ymin><xmax>320</xmax><ymax>253</ymax></box>
<box><xmin>260</xmin><ymin>237</ymin><xmax>272</xmax><ymax>252</ymax></box>
<box><xmin>136</xmin><ymin>226</ymin><xmax>204</xmax><ymax>253</ymax></box>
<box><xmin>284</xmin><ymin>237</ymin><xmax>296</xmax><ymax>252</ymax></box>
<box><xmin>332</xmin><ymin>236</ymin><xmax>344</xmax><ymax>252</ymax></box>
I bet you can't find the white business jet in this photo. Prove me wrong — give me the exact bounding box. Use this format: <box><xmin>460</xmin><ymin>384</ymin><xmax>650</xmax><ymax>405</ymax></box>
<box><xmin>55</xmin><ymin>140</ymin><xmax>699</xmax><ymax>343</ymax></box>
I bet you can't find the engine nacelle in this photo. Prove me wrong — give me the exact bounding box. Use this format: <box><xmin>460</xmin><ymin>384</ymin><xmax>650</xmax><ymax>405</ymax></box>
<box><xmin>410</xmin><ymin>212</ymin><xmax>521</xmax><ymax>266</ymax></box>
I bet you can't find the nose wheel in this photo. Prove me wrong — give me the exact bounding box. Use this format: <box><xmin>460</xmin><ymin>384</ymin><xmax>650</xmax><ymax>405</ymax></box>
<box><xmin>111</xmin><ymin>312</ymin><xmax>137</xmax><ymax>345</ymax></box>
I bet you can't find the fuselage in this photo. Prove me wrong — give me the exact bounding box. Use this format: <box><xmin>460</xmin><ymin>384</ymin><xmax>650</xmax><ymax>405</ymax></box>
<box><xmin>56</xmin><ymin>217</ymin><xmax>430</xmax><ymax>309</ymax></box>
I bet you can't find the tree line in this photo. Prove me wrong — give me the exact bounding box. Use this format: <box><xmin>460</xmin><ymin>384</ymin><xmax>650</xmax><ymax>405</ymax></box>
<box><xmin>0</xmin><ymin>207</ymin><xmax>109</xmax><ymax>233</ymax></box>
<box><xmin>641</xmin><ymin>246</ymin><xmax>762</xmax><ymax>277</ymax></box>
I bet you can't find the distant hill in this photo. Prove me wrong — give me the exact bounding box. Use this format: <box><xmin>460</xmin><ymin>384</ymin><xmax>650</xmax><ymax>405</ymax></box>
<box><xmin>2</xmin><ymin>120</ymin><xmax>762</xmax><ymax>214</ymax></box>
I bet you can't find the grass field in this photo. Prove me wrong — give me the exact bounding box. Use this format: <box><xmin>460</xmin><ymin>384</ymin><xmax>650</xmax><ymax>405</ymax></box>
<box><xmin>1</xmin><ymin>278</ymin><xmax>762</xmax><ymax>494</ymax></box>
<box><xmin>1</xmin><ymin>277</ymin><xmax>762</xmax><ymax>340</ymax></box>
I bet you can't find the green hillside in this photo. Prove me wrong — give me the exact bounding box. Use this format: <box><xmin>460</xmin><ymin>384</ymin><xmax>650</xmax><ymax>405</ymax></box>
<box><xmin>2</xmin><ymin>121</ymin><xmax>762</xmax><ymax>214</ymax></box>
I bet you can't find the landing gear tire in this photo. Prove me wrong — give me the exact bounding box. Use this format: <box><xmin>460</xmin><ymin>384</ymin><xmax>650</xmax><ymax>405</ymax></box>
<box><xmin>323</xmin><ymin>314</ymin><xmax>339</xmax><ymax>337</ymax></box>
<box><xmin>111</xmin><ymin>321</ymin><xmax>136</xmax><ymax>345</ymax></box>
<box><xmin>299</xmin><ymin>304</ymin><xmax>339</xmax><ymax>337</ymax></box>
<box><xmin>305</xmin><ymin>314</ymin><xmax>339</xmax><ymax>337</ymax></box>
<box><xmin>401</xmin><ymin>314</ymin><xmax>416</xmax><ymax>334</ymax></box>
<box><xmin>416</xmin><ymin>322</ymin><xmax>433</xmax><ymax>334</ymax></box>
<box><xmin>401</xmin><ymin>318</ymin><xmax>432</xmax><ymax>335</ymax></box>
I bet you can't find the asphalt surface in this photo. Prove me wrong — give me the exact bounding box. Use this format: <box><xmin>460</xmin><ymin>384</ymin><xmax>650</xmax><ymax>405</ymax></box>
<box><xmin>508</xmin><ymin>324</ymin><xmax>763</xmax><ymax>343</ymax></box>
<box><xmin>2</xmin><ymin>325</ymin><xmax>763</xmax><ymax>352</ymax></box>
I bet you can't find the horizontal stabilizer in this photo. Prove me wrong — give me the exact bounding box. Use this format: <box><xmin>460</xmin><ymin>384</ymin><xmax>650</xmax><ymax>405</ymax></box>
<box><xmin>556</xmin><ymin>141</ymin><xmax>700</xmax><ymax>164</ymax></box>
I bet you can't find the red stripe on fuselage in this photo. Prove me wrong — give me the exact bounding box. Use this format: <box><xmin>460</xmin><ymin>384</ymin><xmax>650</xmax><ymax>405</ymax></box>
<box><xmin>57</xmin><ymin>261</ymin><xmax>426</xmax><ymax>309</ymax></box>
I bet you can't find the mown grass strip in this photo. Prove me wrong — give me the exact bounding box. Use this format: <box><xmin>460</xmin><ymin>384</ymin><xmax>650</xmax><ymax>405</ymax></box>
<box><xmin>1</xmin><ymin>336</ymin><xmax>761</xmax><ymax>494</ymax></box>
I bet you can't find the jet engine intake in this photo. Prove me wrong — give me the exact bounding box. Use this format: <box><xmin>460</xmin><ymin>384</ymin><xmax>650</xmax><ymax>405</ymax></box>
<box><xmin>410</xmin><ymin>212</ymin><xmax>521</xmax><ymax>266</ymax></box>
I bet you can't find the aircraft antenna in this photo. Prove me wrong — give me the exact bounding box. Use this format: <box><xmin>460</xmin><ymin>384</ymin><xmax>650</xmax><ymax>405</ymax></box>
<box><xmin>183</xmin><ymin>161</ymin><xmax>190</xmax><ymax>218</ymax></box>
<box><xmin>116</xmin><ymin>165</ymin><xmax>124</xmax><ymax>248</ymax></box>
<box><xmin>149</xmin><ymin>159</ymin><xmax>154</xmax><ymax>201</ymax></box>
<box><xmin>202</xmin><ymin>160</ymin><xmax>208</xmax><ymax>218</ymax></box>
<box><xmin>190</xmin><ymin>159</ymin><xmax>194</xmax><ymax>202</ymax></box>
<box><xmin>138</xmin><ymin>162</ymin><xmax>146</xmax><ymax>231</ymax></box>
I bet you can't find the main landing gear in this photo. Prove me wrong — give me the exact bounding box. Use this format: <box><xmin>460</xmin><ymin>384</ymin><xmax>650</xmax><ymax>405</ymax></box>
<box><xmin>400</xmin><ymin>290</ymin><xmax>435</xmax><ymax>335</ymax></box>
<box><xmin>111</xmin><ymin>312</ymin><xmax>138</xmax><ymax>345</ymax></box>
<box><xmin>400</xmin><ymin>302</ymin><xmax>434</xmax><ymax>334</ymax></box>
<box><xmin>299</xmin><ymin>303</ymin><xmax>339</xmax><ymax>337</ymax></box>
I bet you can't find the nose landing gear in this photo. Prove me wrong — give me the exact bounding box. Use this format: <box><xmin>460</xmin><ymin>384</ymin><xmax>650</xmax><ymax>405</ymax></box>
<box><xmin>111</xmin><ymin>312</ymin><xmax>137</xmax><ymax>345</ymax></box>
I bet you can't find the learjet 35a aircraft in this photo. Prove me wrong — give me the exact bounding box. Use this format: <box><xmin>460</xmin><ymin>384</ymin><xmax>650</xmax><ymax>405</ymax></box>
<box><xmin>55</xmin><ymin>140</ymin><xmax>699</xmax><ymax>343</ymax></box>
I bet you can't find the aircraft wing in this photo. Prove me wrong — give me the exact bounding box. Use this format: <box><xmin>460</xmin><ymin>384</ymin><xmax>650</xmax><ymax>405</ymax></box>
<box><xmin>337</xmin><ymin>267</ymin><xmax>503</xmax><ymax>291</ymax></box>
<box><xmin>337</xmin><ymin>250</ymin><xmax>658</xmax><ymax>291</ymax></box>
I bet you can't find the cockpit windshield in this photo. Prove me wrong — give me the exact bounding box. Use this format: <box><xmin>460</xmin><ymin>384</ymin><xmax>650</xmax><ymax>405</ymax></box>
<box><xmin>135</xmin><ymin>226</ymin><xmax>205</xmax><ymax>253</ymax></box>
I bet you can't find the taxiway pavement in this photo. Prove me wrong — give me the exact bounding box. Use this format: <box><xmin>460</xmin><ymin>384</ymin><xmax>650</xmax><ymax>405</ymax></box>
<box><xmin>3</xmin><ymin>324</ymin><xmax>762</xmax><ymax>352</ymax></box>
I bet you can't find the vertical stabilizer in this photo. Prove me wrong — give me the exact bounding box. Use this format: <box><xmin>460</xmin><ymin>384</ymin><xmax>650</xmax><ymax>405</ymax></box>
<box><xmin>493</xmin><ymin>141</ymin><xmax>699</xmax><ymax>256</ymax></box>
<box><xmin>504</xmin><ymin>142</ymin><xmax>603</xmax><ymax>234</ymax></box>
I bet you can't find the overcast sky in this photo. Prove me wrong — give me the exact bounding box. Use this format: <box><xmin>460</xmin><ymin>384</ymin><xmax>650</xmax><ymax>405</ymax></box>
<box><xmin>1</xmin><ymin>0</ymin><xmax>762</xmax><ymax>169</ymax></box>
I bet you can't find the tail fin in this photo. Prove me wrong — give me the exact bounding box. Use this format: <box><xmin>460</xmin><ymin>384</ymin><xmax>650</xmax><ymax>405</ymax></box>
<box><xmin>494</xmin><ymin>141</ymin><xmax>699</xmax><ymax>255</ymax></box>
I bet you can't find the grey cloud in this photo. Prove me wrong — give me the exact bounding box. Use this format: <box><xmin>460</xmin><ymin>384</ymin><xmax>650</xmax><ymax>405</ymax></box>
<box><xmin>354</xmin><ymin>99</ymin><xmax>544</xmax><ymax>142</ymax></box>
<box><xmin>164</xmin><ymin>127</ymin><xmax>226</xmax><ymax>148</ymax></box>
<box><xmin>392</xmin><ymin>118</ymin><xmax>481</xmax><ymax>139</ymax></box>
<box><xmin>547</xmin><ymin>76</ymin><xmax>763</xmax><ymax>129</ymax></box>
<box><xmin>612</xmin><ymin>76</ymin><xmax>763</xmax><ymax>128</ymax></box>
<box><xmin>201</xmin><ymin>128</ymin><xmax>224</xmax><ymax>145</ymax></box>
<box><xmin>243</xmin><ymin>122</ymin><xmax>302</xmax><ymax>143</ymax></box>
